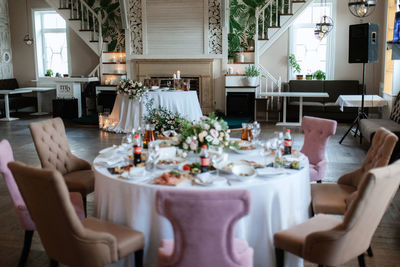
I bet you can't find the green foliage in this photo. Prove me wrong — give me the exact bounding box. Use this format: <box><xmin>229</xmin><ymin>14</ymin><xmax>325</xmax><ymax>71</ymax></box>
<box><xmin>245</xmin><ymin>65</ymin><xmax>260</xmax><ymax>77</ymax></box>
<box><xmin>85</xmin><ymin>0</ymin><xmax>125</xmax><ymax>51</ymax></box>
<box><xmin>313</xmin><ymin>69</ymin><xmax>326</xmax><ymax>80</ymax></box>
<box><xmin>144</xmin><ymin>105</ymin><xmax>188</xmax><ymax>135</ymax></box>
<box><xmin>45</xmin><ymin>69</ymin><xmax>53</xmax><ymax>77</ymax></box>
<box><xmin>288</xmin><ymin>54</ymin><xmax>301</xmax><ymax>74</ymax></box>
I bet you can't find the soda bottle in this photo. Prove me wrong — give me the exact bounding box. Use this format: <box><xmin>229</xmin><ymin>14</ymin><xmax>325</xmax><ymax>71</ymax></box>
<box><xmin>133</xmin><ymin>135</ymin><xmax>142</xmax><ymax>166</ymax></box>
<box><xmin>284</xmin><ymin>129</ymin><xmax>292</xmax><ymax>155</ymax></box>
<box><xmin>199</xmin><ymin>145</ymin><xmax>210</xmax><ymax>172</ymax></box>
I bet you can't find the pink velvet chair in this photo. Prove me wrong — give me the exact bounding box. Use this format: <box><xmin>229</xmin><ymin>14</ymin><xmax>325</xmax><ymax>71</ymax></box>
<box><xmin>0</xmin><ymin>139</ymin><xmax>85</xmax><ymax>267</ymax></box>
<box><xmin>300</xmin><ymin>116</ymin><xmax>337</xmax><ymax>183</ymax></box>
<box><xmin>155</xmin><ymin>189</ymin><xmax>253</xmax><ymax>267</ymax></box>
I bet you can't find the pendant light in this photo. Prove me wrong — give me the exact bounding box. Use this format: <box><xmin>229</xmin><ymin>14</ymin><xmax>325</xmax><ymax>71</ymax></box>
<box><xmin>314</xmin><ymin>0</ymin><xmax>334</xmax><ymax>40</ymax></box>
<box><xmin>23</xmin><ymin>0</ymin><xmax>33</xmax><ymax>46</ymax></box>
<box><xmin>348</xmin><ymin>0</ymin><xmax>376</xmax><ymax>18</ymax></box>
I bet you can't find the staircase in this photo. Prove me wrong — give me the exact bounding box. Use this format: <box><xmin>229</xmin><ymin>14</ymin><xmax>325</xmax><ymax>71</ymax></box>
<box><xmin>44</xmin><ymin>0</ymin><xmax>106</xmax><ymax>58</ymax></box>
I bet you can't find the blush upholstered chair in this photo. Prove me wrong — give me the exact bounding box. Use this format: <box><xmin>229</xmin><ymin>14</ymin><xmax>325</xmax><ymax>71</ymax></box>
<box><xmin>29</xmin><ymin>117</ymin><xmax>94</xmax><ymax>214</ymax></box>
<box><xmin>8</xmin><ymin>161</ymin><xmax>145</xmax><ymax>267</ymax></box>
<box><xmin>311</xmin><ymin>127</ymin><xmax>398</xmax><ymax>215</ymax></box>
<box><xmin>300</xmin><ymin>116</ymin><xmax>337</xmax><ymax>183</ymax></box>
<box><xmin>0</xmin><ymin>139</ymin><xmax>84</xmax><ymax>267</ymax></box>
<box><xmin>155</xmin><ymin>189</ymin><xmax>253</xmax><ymax>267</ymax></box>
<box><xmin>274</xmin><ymin>159</ymin><xmax>400</xmax><ymax>267</ymax></box>
<box><xmin>144</xmin><ymin>78</ymin><xmax>161</xmax><ymax>88</ymax></box>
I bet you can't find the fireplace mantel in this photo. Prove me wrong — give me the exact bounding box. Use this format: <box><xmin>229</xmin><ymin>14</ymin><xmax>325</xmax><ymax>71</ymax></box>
<box><xmin>132</xmin><ymin>59</ymin><xmax>215</xmax><ymax>114</ymax></box>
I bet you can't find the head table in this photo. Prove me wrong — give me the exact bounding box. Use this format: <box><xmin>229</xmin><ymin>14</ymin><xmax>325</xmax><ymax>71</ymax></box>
<box><xmin>93</xmin><ymin>146</ymin><xmax>311</xmax><ymax>267</ymax></box>
<box><xmin>107</xmin><ymin>91</ymin><xmax>203</xmax><ymax>133</ymax></box>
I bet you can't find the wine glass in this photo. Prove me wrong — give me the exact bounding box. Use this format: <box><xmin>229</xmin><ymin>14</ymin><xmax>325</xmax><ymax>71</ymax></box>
<box><xmin>252</xmin><ymin>122</ymin><xmax>261</xmax><ymax>144</ymax></box>
<box><xmin>260</xmin><ymin>140</ymin><xmax>272</xmax><ymax>166</ymax></box>
<box><xmin>167</xmin><ymin>81</ymin><xmax>172</xmax><ymax>88</ymax></box>
<box><xmin>146</xmin><ymin>141</ymin><xmax>160</xmax><ymax>171</ymax></box>
<box><xmin>211</xmin><ymin>147</ymin><xmax>224</xmax><ymax>178</ymax></box>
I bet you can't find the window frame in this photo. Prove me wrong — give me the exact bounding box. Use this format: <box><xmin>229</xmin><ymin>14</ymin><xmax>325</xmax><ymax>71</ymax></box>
<box><xmin>288</xmin><ymin>0</ymin><xmax>337</xmax><ymax>80</ymax></box>
<box><xmin>33</xmin><ymin>9</ymin><xmax>71</xmax><ymax>79</ymax></box>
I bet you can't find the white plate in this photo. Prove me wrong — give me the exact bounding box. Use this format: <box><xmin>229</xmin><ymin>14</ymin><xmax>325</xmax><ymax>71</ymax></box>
<box><xmin>156</xmin><ymin>157</ymin><xmax>185</xmax><ymax>169</ymax></box>
<box><xmin>193</xmin><ymin>172</ymin><xmax>226</xmax><ymax>186</ymax></box>
<box><xmin>99</xmin><ymin>145</ymin><xmax>117</xmax><ymax>154</ymax></box>
<box><xmin>231</xmin><ymin>164</ymin><xmax>256</xmax><ymax>181</ymax></box>
<box><xmin>217</xmin><ymin>161</ymin><xmax>249</xmax><ymax>173</ymax></box>
<box><xmin>257</xmin><ymin>167</ymin><xmax>290</xmax><ymax>177</ymax></box>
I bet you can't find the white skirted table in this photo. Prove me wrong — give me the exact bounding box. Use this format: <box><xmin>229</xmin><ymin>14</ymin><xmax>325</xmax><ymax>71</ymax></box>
<box><xmin>335</xmin><ymin>95</ymin><xmax>388</xmax><ymax>112</ymax></box>
<box><xmin>93</xmin><ymin>149</ymin><xmax>311</xmax><ymax>267</ymax></box>
<box><xmin>108</xmin><ymin>91</ymin><xmax>203</xmax><ymax>133</ymax></box>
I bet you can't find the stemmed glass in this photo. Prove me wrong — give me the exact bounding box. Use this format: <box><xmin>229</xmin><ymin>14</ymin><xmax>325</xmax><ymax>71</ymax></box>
<box><xmin>146</xmin><ymin>141</ymin><xmax>160</xmax><ymax>171</ymax></box>
<box><xmin>260</xmin><ymin>140</ymin><xmax>272</xmax><ymax>166</ymax></box>
<box><xmin>166</xmin><ymin>81</ymin><xmax>172</xmax><ymax>89</ymax></box>
<box><xmin>210</xmin><ymin>147</ymin><xmax>224</xmax><ymax>178</ymax></box>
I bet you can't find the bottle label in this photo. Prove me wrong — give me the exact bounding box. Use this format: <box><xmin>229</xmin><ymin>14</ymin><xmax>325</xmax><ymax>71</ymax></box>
<box><xmin>200</xmin><ymin>157</ymin><xmax>210</xmax><ymax>166</ymax></box>
<box><xmin>284</xmin><ymin>140</ymin><xmax>292</xmax><ymax>147</ymax></box>
<box><xmin>134</xmin><ymin>146</ymin><xmax>142</xmax><ymax>154</ymax></box>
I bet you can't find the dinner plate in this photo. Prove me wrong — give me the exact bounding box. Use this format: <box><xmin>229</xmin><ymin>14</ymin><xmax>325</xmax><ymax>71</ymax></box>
<box><xmin>193</xmin><ymin>173</ymin><xmax>226</xmax><ymax>186</ymax></box>
<box><xmin>156</xmin><ymin>157</ymin><xmax>185</xmax><ymax>169</ymax></box>
<box><xmin>257</xmin><ymin>167</ymin><xmax>290</xmax><ymax>177</ymax></box>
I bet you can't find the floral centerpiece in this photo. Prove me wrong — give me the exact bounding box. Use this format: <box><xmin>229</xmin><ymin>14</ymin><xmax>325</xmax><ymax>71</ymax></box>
<box><xmin>144</xmin><ymin>105</ymin><xmax>187</xmax><ymax>135</ymax></box>
<box><xmin>116</xmin><ymin>79</ymin><xmax>148</xmax><ymax>100</ymax></box>
<box><xmin>178</xmin><ymin>113</ymin><xmax>230</xmax><ymax>153</ymax></box>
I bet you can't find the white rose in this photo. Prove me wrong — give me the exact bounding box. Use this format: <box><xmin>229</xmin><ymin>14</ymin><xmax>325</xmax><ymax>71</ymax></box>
<box><xmin>214</xmin><ymin>122</ymin><xmax>221</xmax><ymax>131</ymax></box>
<box><xmin>203</xmin><ymin>124</ymin><xmax>210</xmax><ymax>130</ymax></box>
<box><xmin>205</xmin><ymin>135</ymin><xmax>213</xmax><ymax>142</ymax></box>
<box><xmin>186</xmin><ymin>137</ymin><xmax>192</xmax><ymax>144</ymax></box>
<box><xmin>183</xmin><ymin>143</ymin><xmax>188</xmax><ymax>150</ymax></box>
<box><xmin>212</xmin><ymin>138</ymin><xmax>219</xmax><ymax>145</ymax></box>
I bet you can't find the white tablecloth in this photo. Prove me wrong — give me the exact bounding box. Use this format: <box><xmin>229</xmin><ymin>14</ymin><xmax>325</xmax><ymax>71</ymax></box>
<box><xmin>335</xmin><ymin>95</ymin><xmax>388</xmax><ymax>112</ymax></box>
<box><xmin>93</xmin><ymin>150</ymin><xmax>311</xmax><ymax>267</ymax></box>
<box><xmin>108</xmin><ymin>91</ymin><xmax>203</xmax><ymax>133</ymax></box>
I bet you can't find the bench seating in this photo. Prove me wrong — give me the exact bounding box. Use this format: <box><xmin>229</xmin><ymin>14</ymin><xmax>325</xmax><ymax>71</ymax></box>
<box><xmin>360</xmin><ymin>92</ymin><xmax>400</xmax><ymax>162</ymax></box>
<box><xmin>0</xmin><ymin>79</ymin><xmax>36</xmax><ymax>115</ymax></box>
<box><xmin>285</xmin><ymin>80</ymin><xmax>361</xmax><ymax>122</ymax></box>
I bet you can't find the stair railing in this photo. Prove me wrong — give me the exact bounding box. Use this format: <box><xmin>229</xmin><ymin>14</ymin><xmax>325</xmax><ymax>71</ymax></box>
<box><xmin>88</xmin><ymin>64</ymin><xmax>100</xmax><ymax>78</ymax></box>
<box><xmin>59</xmin><ymin>0</ymin><xmax>103</xmax><ymax>56</ymax></box>
<box><xmin>257</xmin><ymin>64</ymin><xmax>281</xmax><ymax>114</ymax></box>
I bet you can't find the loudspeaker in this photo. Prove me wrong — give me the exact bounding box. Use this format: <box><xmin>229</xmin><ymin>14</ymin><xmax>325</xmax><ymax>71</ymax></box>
<box><xmin>349</xmin><ymin>23</ymin><xmax>378</xmax><ymax>63</ymax></box>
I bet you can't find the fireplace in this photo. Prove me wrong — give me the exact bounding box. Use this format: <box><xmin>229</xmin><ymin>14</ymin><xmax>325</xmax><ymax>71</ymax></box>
<box><xmin>132</xmin><ymin>59</ymin><xmax>215</xmax><ymax>114</ymax></box>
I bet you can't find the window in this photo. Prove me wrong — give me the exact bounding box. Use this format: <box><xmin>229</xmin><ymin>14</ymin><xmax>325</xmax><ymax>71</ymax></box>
<box><xmin>34</xmin><ymin>10</ymin><xmax>70</xmax><ymax>77</ymax></box>
<box><xmin>289</xmin><ymin>0</ymin><xmax>336</xmax><ymax>79</ymax></box>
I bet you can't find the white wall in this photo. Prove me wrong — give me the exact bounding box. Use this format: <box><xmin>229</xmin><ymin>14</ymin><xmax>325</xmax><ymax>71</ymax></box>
<box><xmin>260</xmin><ymin>0</ymin><xmax>385</xmax><ymax>94</ymax></box>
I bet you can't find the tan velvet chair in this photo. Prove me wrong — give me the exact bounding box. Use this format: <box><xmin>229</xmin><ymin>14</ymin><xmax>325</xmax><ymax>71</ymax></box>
<box><xmin>311</xmin><ymin>127</ymin><xmax>398</xmax><ymax>215</ymax></box>
<box><xmin>29</xmin><ymin>117</ymin><xmax>94</xmax><ymax>214</ymax></box>
<box><xmin>144</xmin><ymin>78</ymin><xmax>161</xmax><ymax>88</ymax></box>
<box><xmin>274</xmin><ymin>159</ymin><xmax>400</xmax><ymax>267</ymax></box>
<box><xmin>174</xmin><ymin>79</ymin><xmax>191</xmax><ymax>90</ymax></box>
<box><xmin>9</xmin><ymin>161</ymin><xmax>145</xmax><ymax>267</ymax></box>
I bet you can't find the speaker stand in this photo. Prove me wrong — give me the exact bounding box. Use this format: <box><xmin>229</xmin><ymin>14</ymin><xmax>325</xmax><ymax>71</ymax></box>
<box><xmin>339</xmin><ymin>63</ymin><xmax>367</xmax><ymax>144</ymax></box>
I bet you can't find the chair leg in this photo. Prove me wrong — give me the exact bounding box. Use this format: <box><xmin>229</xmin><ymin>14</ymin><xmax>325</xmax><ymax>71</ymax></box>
<box><xmin>358</xmin><ymin>254</ymin><xmax>366</xmax><ymax>267</ymax></box>
<box><xmin>82</xmin><ymin>194</ymin><xmax>87</xmax><ymax>217</ymax></box>
<box><xmin>316</xmin><ymin>180</ymin><xmax>322</xmax><ymax>183</ymax></box>
<box><xmin>18</xmin><ymin>230</ymin><xmax>34</xmax><ymax>267</ymax></box>
<box><xmin>49</xmin><ymin>259</ymin><xmax>58</xmax><ymax>267</ymax></box>
<box><xmin>318</xmin><ymin>265</ymin><xmax>324</xmax><ymax>267</ymax></box>
<box><xmin>135</xmin><ymin>249</ymin><xmax>144</xmax><ymax>267</ymax></box>
<box><xmin>275</xmin><ymin>248</ymin><xmax>284</xmax><ymax>267</ymax></box>
<box><xmin>367</xmin><ymin>245</ymin><xmax>373</xmax><ymax>257</ymax></box>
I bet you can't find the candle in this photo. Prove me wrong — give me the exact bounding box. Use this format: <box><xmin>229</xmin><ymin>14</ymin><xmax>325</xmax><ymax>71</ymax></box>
<box><xmin>119</xmin><ymin>55</ymin><xmax>123</xmax><ymax>62</ymax></box>
<box><xmin>173</xmin><ymin>73</ymin><xmax>177</xmax><ymax>79</ymax></box>
<box><xmin>177</xmin><ymin>70</ymin><xmax>181</xmax><ymax>79</ymax></box>
<box><xmin>112</xmin><ymin>56</ymin><xmax>116</xmax><ymax>62</ymax></box>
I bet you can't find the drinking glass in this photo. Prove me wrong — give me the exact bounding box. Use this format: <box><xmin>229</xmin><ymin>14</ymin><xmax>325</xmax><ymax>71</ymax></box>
<box><xmin>146</xmin><ymin>141</ymin><xmax>160</xmax><ymax>171</ymax></box>
<box><xmin>143</xmin><ymin>124</ymin><xmax>156</xmax><ymax>148</ymax></box>
<box><xmin>167</xmin><ymin>81</ymin><xmax>172</xmax><ymax>88</ymax></box>
<box><xmin>260</xmin><ymin>140</ymin><xmax>272</xmax><ymax>165</ymax></box>
<box><xmin>121</xmin><ymin>132</ymin><xmax>133</xmax><ymax>147</ymax></box>
<box><xmin>210</xmin><ymin>147</ymin><xmax>224</xmax><ymax>178</ymax></box>
<box><xmin>252</xmin><ymin>122</ymin><xmax>261</xmax><ymax>144</ymax></box>
<box><xmin>241</xmin><ymin>123</ymin><xmax>253</xmax><ymax>142</ymax></box>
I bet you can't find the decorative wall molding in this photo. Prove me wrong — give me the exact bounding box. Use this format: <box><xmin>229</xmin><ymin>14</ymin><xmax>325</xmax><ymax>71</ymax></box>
<box><xmin>128</xmin><ymin>0</ymin><xmax>143</xmax><ymax>55</ymax></box>
<box><xmin>208</xmin><ymin>0</ymin><xmax>222</xmax><ymax>54</ymax></box>
<box><xmin>0</xmin><ymin>0</ymin><xmax>13</xmax><ymax>79</ymax></box>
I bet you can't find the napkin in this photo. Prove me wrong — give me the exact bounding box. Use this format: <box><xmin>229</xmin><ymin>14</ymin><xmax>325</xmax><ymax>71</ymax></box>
<box><xmin>194</xmin><ymin>172</ymin><xmax>226</xmax><ymax>186</ymax></box>
<box><xmin>119</xmin><ymin>167</ymin><xmax>148</xmax><ymax>180</ymax></box>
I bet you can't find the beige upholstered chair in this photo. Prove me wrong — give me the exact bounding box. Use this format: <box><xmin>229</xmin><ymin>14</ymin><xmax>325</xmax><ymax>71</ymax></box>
<box><xmin>174</xmin><ymin>79</ymin><xmax>191</xmax><ymax>90</ymax></box>
<box><xmin>9</xmin><ymin>161</ymin><xmax>145</xmax><ymax>267</ymax></box>
<box><xmin>311</xmin><ymin>127</ymin><xmax>398</xmax><ymax>215</ymax></box>
<box><xmin>29</xmin><ymin>117</ymin><xmax>94</xmax><ymax>213</ymax></box>
<box><xmin>274</xmin><ymin>159</ymin><xmax>400</xmax><ymax>267</ymax></box>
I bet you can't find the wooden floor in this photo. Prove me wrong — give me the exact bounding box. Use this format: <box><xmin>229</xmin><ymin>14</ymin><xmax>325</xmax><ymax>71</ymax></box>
<box><xmin>0</xmin><ymin>114</ymin><xmax>399</xmax><ymax>267</ymax></box>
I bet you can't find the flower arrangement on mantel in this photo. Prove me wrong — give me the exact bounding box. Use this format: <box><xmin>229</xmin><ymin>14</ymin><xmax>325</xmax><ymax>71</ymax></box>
<box><xmin>178</xmin><ymin>113</ymin><xmax>230</xmax><ymax>153</ymax></box>
<box><xmin>116</xmin><ymin>79</ymin><xmax>148</xmax><ymax>100</ymax></box>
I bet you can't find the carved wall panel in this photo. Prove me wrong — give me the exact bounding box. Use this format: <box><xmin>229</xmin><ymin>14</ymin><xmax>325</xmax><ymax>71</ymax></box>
<box><xmin>0</xmin><ymin>0</ymin><xmax>13</xmax><ymax>79</ymax></box>
<box><xmin>128</xmin><ymin>0</ymin><xmax>143</xmax><ymax>55</ymax></box>
<box><xmin>208</xmin><ymin>0</ymin><xmax>222</xmax><ymax>55</ymax></box>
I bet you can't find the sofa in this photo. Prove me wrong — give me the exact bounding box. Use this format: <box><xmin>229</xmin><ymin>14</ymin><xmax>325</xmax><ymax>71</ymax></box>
<box><xmin>0</xmin><ymin>79</ymin><xmax>36</xmax><ymax>115</ymax></box>
<box><xmin>360</xmin><ymin>91</ymin><xmax>400</xmax><ymax>163</ymax></box>
<box><xmin>285</xmin><ymin>80</ymin><xmax>361</xmax><ymax>122</ymax></box>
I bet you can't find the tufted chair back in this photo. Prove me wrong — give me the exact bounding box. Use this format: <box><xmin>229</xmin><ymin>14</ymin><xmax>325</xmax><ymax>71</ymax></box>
<box><xmin>338</xmin><ymin>127</ymin><xmax>398</xmax><ymax>189</ymax></box>
<box><xmin>303</xmin><ymin>160</ymin><xmax>400</xmax><ymax>266</ymax></box>
<box><xmin>144</xmin><ymin>79</ymin><xmax>161</xmax><ymax>88</ymax></box>
<box><xmin>9</xmin><ymin>161</ymin><xmax>118</xmax><ymax>267</ymax></box>
<box><xmin>0</xmin><ymin>139</ymin><xmax>35</xmax><ymax>230</ymax></box>
<box><xmin>173</xmin><ymin>79</ymin><xmax>191</xmax><ymax>90</ymax></box>
<box><xmin>156</xmin><ymin>189</ymin><xmax>252</xmax><ymax>267</ymax></box>
<box><xmin>29</xmin><ymin>118</ymin><xmax>91</xmax><ymax>175</ymax></box>
<box><xmin>301</xmin><ymin>116</ymin><xmax>337</xmax><ymax>165</ymax></box>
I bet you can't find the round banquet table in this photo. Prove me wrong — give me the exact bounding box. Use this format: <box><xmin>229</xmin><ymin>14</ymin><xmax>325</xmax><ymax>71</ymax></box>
<box><xmin>108</xmin><ymin>91</ymin><xmax>203</xmax><ymax>133</ymax></box>
<box><xmin>93</xmin><ymin>148</ymin><xmax>311</xmax><ymax>267</ymax></box>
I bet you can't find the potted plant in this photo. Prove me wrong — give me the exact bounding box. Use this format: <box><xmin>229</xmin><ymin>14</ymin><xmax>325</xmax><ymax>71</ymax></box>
<box><xmin>45</xmin><ymin>69</ymin><xmax>53</xmax><ymax>77</ymax></box>
<box><xmin>244</xmin><ymin>65</ymin><xmax>260</xmax><ymax>86</ymax></box>
<box><xmin>288</xmin><ymin>54</ymin><xmax>302</xmax><ymax>80</ymax></box>
<box><xmin>313</xmin><ymin>69</ymin><xmax>326</xmax><ymax>80</ymax></box>
<box><xmin>306</xmin><ymin>70</ymin><xmax>313</xmax><ymax>80</ymax></box>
